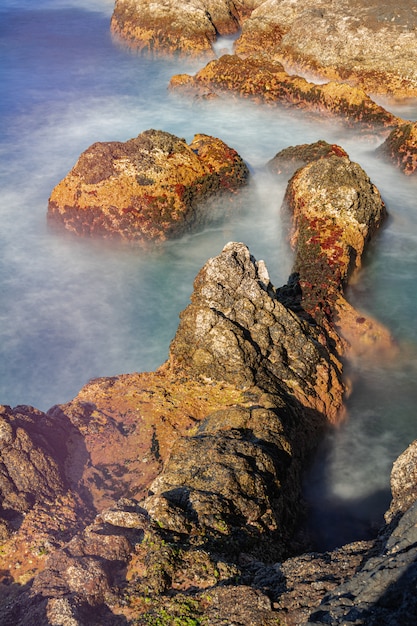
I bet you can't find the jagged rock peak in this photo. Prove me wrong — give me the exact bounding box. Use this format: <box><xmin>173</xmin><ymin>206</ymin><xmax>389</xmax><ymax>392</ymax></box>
<box><xmin>169</xmin><ymin>241</ymin><xmax>345</xmax><ymax>421</ymax></box>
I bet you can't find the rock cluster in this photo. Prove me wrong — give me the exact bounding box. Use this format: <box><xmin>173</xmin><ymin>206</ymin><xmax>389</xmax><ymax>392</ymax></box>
<box><xmin>47</xmin><ymin>130</ymin><xmax>249</xmax><ymax>242</ymax></box>
<box><xmin>111</xmin><ymin>0</ymin><xmax>417</xmax><ymax>97</ymax></box>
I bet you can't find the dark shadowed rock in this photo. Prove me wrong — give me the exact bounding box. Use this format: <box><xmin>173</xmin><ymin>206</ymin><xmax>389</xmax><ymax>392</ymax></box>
<box><xmin>47</xmin><ymin>129</ymin><xmax>249</xmax><ymax>243</ymax></box>
<box><xmin>377</xmin><ymin>121</ymin><xmax>417</xmax><ymax>175</ymax></box>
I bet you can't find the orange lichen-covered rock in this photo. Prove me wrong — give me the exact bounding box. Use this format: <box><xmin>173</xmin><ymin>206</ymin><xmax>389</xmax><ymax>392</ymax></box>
<box><xmin>47</xmin><ymin>129</ymin><xmax>249</xmax><ymax>243</ymax></box>
<box><xmin>377</xmin><ymin>121</ymin><xmax>417</xmax><ymax>175</ymax></box>
<box><xmin>170</xmin><ymin>55</ymin><xmax>401</xmax><ymax>129</ymax></box>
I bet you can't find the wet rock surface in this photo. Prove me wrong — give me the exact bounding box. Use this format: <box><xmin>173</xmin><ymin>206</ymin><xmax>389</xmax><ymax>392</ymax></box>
<box><xmin>47</xmin><ymin>129</ymin><xmax>249</xmax><ymax>243</ymax></box>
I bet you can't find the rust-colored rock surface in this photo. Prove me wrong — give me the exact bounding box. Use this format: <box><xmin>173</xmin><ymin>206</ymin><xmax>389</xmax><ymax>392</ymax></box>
<box><xmin>377</xmin><ymin>121</ymin><xmax>417</xmax><ymax>175</ymax></box>
<box><xmin>170</xmin><ymin>55</ymin><xmax>401</xmax><ymax>130</ymax></box>
<box><xmin>110</xmin><ymin>0</ymin><xmax>243</xmax><ymax>57</ymax></box>
<box><xmin>47</xmin><ymin>129</ymin><xmax>249</xmax><ymax>242</ymax></box>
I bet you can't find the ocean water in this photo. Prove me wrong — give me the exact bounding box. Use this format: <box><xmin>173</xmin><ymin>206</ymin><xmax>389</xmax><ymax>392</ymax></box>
<box><xmin>1</xmin><ymin>0</ymin><xmax>417</xmax><ymax>548</ymax></box>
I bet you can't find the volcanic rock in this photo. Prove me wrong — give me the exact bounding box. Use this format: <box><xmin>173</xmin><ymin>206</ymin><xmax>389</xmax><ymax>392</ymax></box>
<box><xmin>169</xmin><ymin>55</ymin><xmax>401</xmax><ymax>130</ymax></box>
<box><xmin>47</xmin><ymin>129</ymin><xmax>249</xmax><ymax>242</ymax></box>
<box><xmin>377</xmin><ymin>121</ymin><xmax>417</xmax><ymax>175</ymax></box>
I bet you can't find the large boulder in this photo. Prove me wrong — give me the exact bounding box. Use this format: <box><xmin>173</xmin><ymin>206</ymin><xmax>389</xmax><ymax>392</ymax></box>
<box><xmin>170</xmin><ymin>55</ymin><xmax>401</xmax><ymax>130</ymax></box>
<box><xmin>47</xmin><ymin>129</ymin><xmax>249</xmax><ymax>243</ymax></box>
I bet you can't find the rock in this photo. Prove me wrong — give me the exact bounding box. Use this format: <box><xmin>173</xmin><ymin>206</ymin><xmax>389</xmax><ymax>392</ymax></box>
<box><xmin>110</xmin><ymin>0</ymin><xmax>242</xmax><ymax>57</ymax></box>
<box><xmin>235</xmin><ymin>0</ymin><xmax>417</xmax><ymax>97</ymax></box>
<box><xmin>282</xmin><ymin>152</ymin><xmax>386</xmax><ymax>325</ymax></box>
<box><xmin>169</xmin><ymin>241</ymin><xmax>344</xmax><ymax>420</ymax></box>
<box><xmin>111</xmin><ymin>1</ymin><xmax>417</xmax><ymax>97</ymax></box>
<box><xmin>385</xmin><ymin>439</ymin><xmax>417</xmax><ymax>524</ymax></box>
<box><xmin>170</xmin><ymin>55</ymin><xmax>401</xmax><ymax>129</ymax></box>
<box><xmin>305</xmin><ymin>500</ymin><xmax>417</xmax><ymax>625</ymax></box>
<box><xmin>47</xmin><ymin>129</ymin><xmax>249</xmax><ymax>242</ymax></box>
<box><xmin>377</xmin><ymin>121</ymin><xmax>417</xmax><ymax>175</ymax></box>
<box><xmin>0</xmin><ymin>405</ymin><xmax>67</xmax><ymax>521</ymax></box>
<box><xmin>268</xmin><ymin>140</ymin><xmax>349</xmax><ymax>179</ymax></box>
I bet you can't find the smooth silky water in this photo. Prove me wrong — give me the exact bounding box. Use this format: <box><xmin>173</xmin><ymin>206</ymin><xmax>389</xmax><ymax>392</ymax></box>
<box><xmin>1</xmin><ymin>0</ymin><xmax>417</xmax><ymax>549</ymax></box>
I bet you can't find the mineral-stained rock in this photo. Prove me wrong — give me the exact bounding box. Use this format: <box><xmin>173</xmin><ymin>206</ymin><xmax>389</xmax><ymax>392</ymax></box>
<box><xmin>47</xmin><ymin>129</ymin><xmax>249</xmax><ymax>242</ymax></box>
<box><xmin>170</xmin><ymin>55</ymin><xmax>401</xmax><ymax>129</ymax></box>
<box><xmin>283</xmin><ymin>153</ymin><xmax>386</xmax><ymax>323</ymax></box>
<box><xmin>377</xmin><ymin>121</ymin><xmax>417</xmax><ymax>175</ymax></box>
<box><xmin>111</xmin><ymin>1</ymin><xmax>417</xmax><ymax>97</ymax></box>
<box><xmin>110</xmin><ymin>0</ymin><xmax>243</xmax><ymax>57</ymax></box>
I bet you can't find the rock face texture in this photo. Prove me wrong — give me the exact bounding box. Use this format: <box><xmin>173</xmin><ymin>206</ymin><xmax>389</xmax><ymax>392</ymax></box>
<box><xmin>110</xmin><ymin>0</ymin><xmax>243</xmax><ymax>57</ymax></box>
<box><xmin>47</xmin><ymin>130</ymin><xmax>249</xmax><ymax>242</ymax></box>
<box><xmin>1</xmin><ymin>142</ymin><xmax>403</xmax><ymax>624</ymax></box>
<box><xmin>170</xmin><ymin>55</ymin><xmax>401</xmax><ymax>130</ymax></box>
<box><xmin>111</xmin><ymin>0</ymin><xmax>417</xmax><ymax>97</ymax></box>
<box><xmin>377</xmin><ymin>121</ymin><xmax>417</xmax><ymax>175</ymax></box>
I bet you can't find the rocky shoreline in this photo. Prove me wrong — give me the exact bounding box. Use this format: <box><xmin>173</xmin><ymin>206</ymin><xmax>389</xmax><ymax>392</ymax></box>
<box><xmin>2</xmin><ymin>1</ymin><xmax>417</xmax><ymax>624</ymax></box>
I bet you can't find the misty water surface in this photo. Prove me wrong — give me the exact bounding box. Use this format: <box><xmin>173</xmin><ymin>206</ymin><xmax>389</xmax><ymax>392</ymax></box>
<box><xmin>1</xmin><ymin>0</ymin><xmax>417</xmax><ymax>548</ymax></box>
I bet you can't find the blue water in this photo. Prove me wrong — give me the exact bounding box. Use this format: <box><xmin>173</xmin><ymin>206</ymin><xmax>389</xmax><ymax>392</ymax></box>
<box><xmin>1</xmin><ymin>0</ymin><xmax>417</xmax><ymax>548</ymax></box>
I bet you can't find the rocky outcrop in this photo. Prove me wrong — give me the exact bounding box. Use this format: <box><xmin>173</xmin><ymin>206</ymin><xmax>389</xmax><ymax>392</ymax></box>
<box><xmin>47</xmin><ymin>130</ymin><xmax>249</xmax><ymax>242</ymax></box>
<box><xmin>377</xmin><ymin>121</ymin><xmax>417</xmax><ymax>175</ymax></box>
<box><xmin>268</xmin><ymin>140</ymin><xmax>349</xmax><ymax>179</ymax></box>
<box><xmin>110</xmin><ymin>0</ymin><xmax>245</xmax><ymax>57</ymax></box>
<box><xmin>0</xmin><ymin>141</ymin><xmax>402</xmax><ymax>623</ymax></box>
<box><xmin>169</xmin><ymin>55</ymin><xmax>401</xmax><ymax>130</ymax></box>
<box><xmin>111</xmin><ymin>0</ymin><xmax>417</xmax><ymax>97</ymax></box>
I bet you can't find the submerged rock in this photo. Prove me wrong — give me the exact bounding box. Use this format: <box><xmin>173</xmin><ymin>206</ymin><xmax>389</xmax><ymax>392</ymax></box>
<box><xmin>377</xmin><ymin>121</ymin><xmax>417</xmax><ymax>175</ymax></box>
<box><xmin>170</xmin><ymin>55</ymin><xmax>401</xmax><ymax>129</ymax></box>
<box><xmin>47</xmin><ymin>129</ymin><xmax>249</xmax><ymax>242</ymax></box>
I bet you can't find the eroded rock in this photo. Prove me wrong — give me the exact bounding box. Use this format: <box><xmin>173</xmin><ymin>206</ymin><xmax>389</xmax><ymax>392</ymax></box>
<box><xmin>47</xmin><ymin>129</ymin><xmax>249</xmax><ymax>242</ymax></box>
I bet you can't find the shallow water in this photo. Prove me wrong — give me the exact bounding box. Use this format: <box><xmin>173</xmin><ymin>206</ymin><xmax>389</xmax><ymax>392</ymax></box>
<box><xmin>1</xmin><ymin>0</ymin><xmax>417</xmax><ymax>549</ymax></box>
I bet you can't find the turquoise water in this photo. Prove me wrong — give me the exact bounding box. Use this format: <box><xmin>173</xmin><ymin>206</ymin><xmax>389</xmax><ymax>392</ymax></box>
<box><xmin>1</xmin><ymin>0</ymin><xmax>417</xmax><ymax>547</ymax></box>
